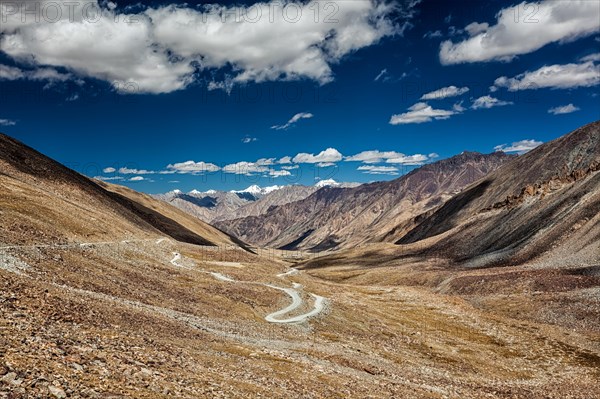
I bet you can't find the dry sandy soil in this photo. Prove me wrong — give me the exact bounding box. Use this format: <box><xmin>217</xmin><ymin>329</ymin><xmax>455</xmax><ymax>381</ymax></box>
<box><xmin>1</xmin><ymin>238</ymin><xmax>599</xmax><ymax>398</ymax></box>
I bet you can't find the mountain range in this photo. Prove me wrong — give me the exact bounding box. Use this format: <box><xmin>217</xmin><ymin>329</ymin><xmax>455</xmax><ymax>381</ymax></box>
<box><xmin>302</xmin><ymin>120</ymin><xmax>600</xmax><ymax>271</ymax></box>
<box><xmin>1</xmin><ymin>122</ymin><xmax>599</xmax><ymax>398</ymax></box>
<box><xmin>215</xmin><ymin>151</ymin><xmax>514</xmax><ymax>251</ymax></box>
<box><xmin>152</xmin><ymin>180</ymin><xmax>359</xmax><ymax>223</ymax></box>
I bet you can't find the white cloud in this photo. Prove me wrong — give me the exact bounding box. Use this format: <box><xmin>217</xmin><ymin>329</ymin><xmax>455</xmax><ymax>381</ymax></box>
<box><xmin>102</xmin><ymin>167</ymin><xmax>116</xmax><ymax>173</ymax></box>
<box><xmin>389</xmin><ymin>102</ymin><xmax>457</xmax><ymax>125</ymax></box>
<box><xmin>493</xmin><ymin>62</ymin><xmax>600</xmax><ymax>91</ymax></box>
<box><xmin>423</xmin><ymin>30</ymin><xmax>442</xmax><ymax>39</ymax></box>
<box><xmin>241</xmin><ymin>136</ymin><xmax>257</xmax><ymax>144</ymax></box>
<box><xmin>129</xmin><ymin>176</ymin><xmax>145</xmax><ymax>182</ymax></box>
<box><xmin>278</xmin><ymin>156</ymin><xmax>292</xmax><ymax>164</ymax></box>
<box><xmin>256</xmin><ymin>158</ymin><xmax>276</xmax><ymax>166</ymax></box>
<box><xmin>420</xmin><ymin>85</ymin><xmax>469</xmax><ymax>100</ymax></box>
<box><xmin>94</xmin><ymin>176</ymin><xmax>124</xmax><ymax>181</ymax></box>
<box><xmin>0</xmin><ymin>118</ymin><xmax>17</xmax><ymax>126</ymax></box>
<box><xmin>223</xmin><ymin>161</ymin><xmax>268</xmax><ymax>175</ymax></box>
<box><xmin>292</xmin><ymin>148</ymin><xmax>343</xmax><ymax>164</ymax></box>
<box><xmin>166</xmin><ymin>161</ymin><xmax>220</xmax><ymax>174</ymax></box>
<box><xmin>464</xmin><ymin>22</ymin><xmax>488</xmax><ymax>36</ymax></box>
<box><xmin>345</xmin><ymin>150</ymin><xmax>404</xmax><ymax>164</ymax></box>
<box><xmin>118</xmin><ymin>167</ymin><xmax>155</xmax><ymax>175</ymax></box>
<box><xmin>452</xmin><ymin>101</ymin><xmax>466</xmax><ymax>112</ymax></box>
<box><xmin>374</xmin><ymin>68</ymin><xmax>390</xmax><ymax>82</ymax></box>
<box><xmin>448</xmin><ymin>26</ymin><xmax>463</xmax><ymax>36</ymax></box>
<box><xmin>494</xmin><ymin>139</ymin><xmax>543</xmax><ymax>154</ymax></box>
<box><xmin>440</xmin><ymin>0</ymin><xmax>600</xmax><ymax>64</ymax></box>
<box><xmin>548</xmin><ymin>104</ymin><xmax>580</xmax><ymax>115</ymax></box>
<box><xmin>385</xmin><ymin>154</ymin><xmax>428</xmax><ymax>165</ymax></box>
<box><xmin>0</xmin><ymin>64</ymin><xmax>74</xmax><ymax>83</ymax></box>
<box><xmin>580</xmin><ymin>53</ymin><xmax>600</xmax><ymax>63</ymax></box>
<box><xmin>271</xmin><ymin>112</ymin><xmax>313</xmax><ymax>130</ymax></box>
<box><xmin>0</xmin><ymin>64</ymin><xmax>24</xmax><ymax>80</ymax></box>
<box><xmin>357</xmin><ymin>165</ymin><xmax>399</xmax><ymax>175</ymax></box>
<box><xmin>281</xmin><ymin>165</ymin><xmax>299</xmax><ymax>170</ymax></box>
<box><xmin>471</xmin><ymin>95</ymin><xmax>513</xmax><ymax>110</ymax></box>
<box><xmin>268</xmin><ymin>169</ymin><xmax>292</xmax><ymax>177</ymax></box>
<box><xmin>0</xmin><ymin>0</ymin><xmax>415</xmax><ymax>94</ymax></box>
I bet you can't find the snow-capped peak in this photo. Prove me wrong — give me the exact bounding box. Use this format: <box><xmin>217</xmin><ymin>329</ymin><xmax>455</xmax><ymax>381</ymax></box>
<box><xmin>170</xmin><ymin>189</ymin><xmax>182</xmax><ymax>194</ymax></box>
<box><xmin>189</xmin><ymin>189</ymin><xmax>202</xmax><ymax>195</ymax></box>
<box><xmin>315</xmin><ymin>179</ymin><xmax>339</xmax><ymax>188</ymax></box>
<box><xmin>242</xmin><ymin>185</ymin><xmax>263</xmax><ymax>195</ymax></box>
<box><xmin>231</xmin><ymin>185</ymin><xmax>283</xmax><ymax>195</ymax></box>
<box><xmin>262</xmin><ymin>185</ymin><xmax>283</xmax><ymax>194</ymax></box>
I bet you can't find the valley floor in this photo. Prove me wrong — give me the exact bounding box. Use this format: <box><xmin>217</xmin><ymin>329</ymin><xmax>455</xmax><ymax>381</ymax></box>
<box><xmin>1</xmin><ymin>240</ymin><xmax>599</xmax><ymax>398</ymax></box>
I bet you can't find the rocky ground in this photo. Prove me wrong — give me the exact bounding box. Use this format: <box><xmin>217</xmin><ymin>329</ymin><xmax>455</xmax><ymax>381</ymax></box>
<box><xmin>1</xmin><ymin>239</ymin><xmax>599</xmax><ymax>398</ymax></box>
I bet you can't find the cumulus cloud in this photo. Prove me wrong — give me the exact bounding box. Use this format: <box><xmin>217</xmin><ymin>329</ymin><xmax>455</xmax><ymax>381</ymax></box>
<box><xmin>0</xmin><ymin>64</ymin><xmax>23</xmax><ymax>80</ymax></box>
<box><xmin>292</xmin><ymin>148</ymin><xmax>343</xmax><ymax>164</ymax></box>
<box><xmin>94</xmin><ymin>175</ymin><xmax>124</xmax><ymax>181</ymax></box>
<box><xmin>271</xmin><ymin>112</ymin><xmax>314</xmax><ymax>130</ymax></box>
<box><xmin>0</xmin><ymin>118</ymin><xmax>17</xmax><ymax>126</ymax></box>
<box><xmin>102</xmin><ymin>167</ymin><xmax>116</xmax><ymax>173</ymax></box>
<box><xmin>440</xmin><ymin>0</ymin><xmax>600</xmax><ymax>64</ymax></box>
<box><xmin>357</xmin><ymin>165</ymin><xmax>399</xmax><ymax>175</ymax></box>
<box><xmin>494</xmin><ymin>139</ymin><xmax>543</xmax><ymax>154</ymax></box>
<box><xmin>580</xmin><ymin>53</ymin><xmax>600</xmax><ymax>63</ymax></box>
<box><xmin>493</xmin><ymin>62</ymin><xmax>600</xmax><ymax>91</ymax></box>
<box><xmin>464</xmin><ymin>22</ymin><xmax>488</xmax><ymax>36</ymax></box>
<box><xmin>345</xmin><ymin>150</ymin><xmax>404</xmax><ymax>163</ymax></box>
<box><xmin>278</xmin><ymin>156</ymin><xmax>292</xmax><ymax>164</ymax></box>
<box><xmin>389</xmin><ymin>102</ymin><xmax>457</xmax><ymax>124</ymax></box>
<box><xmin>129</xmin><ymin>176</ymin><xmax>145</xmax><ymax>182</ymax></box>
<box><xmin>385</xmin><ymin>154</ymin><xmax>428</xmax><ymax>165</ymax></box>
<box><xmin>166</xmin><ymin>161</ymin><xmax>220</xmax><ymax>174</ymax></box>
<box><xmin>420</xmin><ymin>85</ymin><xmax>469</xmax><ymax>100</ymax></box>
<box><xmin>268</xmin><ymin>169</ymin><xmax>292</xmax><ymax>177</ymax></box>
<box><xmin>0</xmin><ymin>0</ymin><xmax>414</xmax><ymax>93</ymax></box>
<box><xmin>423</xmin><ymin>30</ymin><xmax>442</xmax><ymax>39</ymax></box>
<box><xmin>256</xmin><ymin>158</ymin><xmax>276</xmax><ymax>166</ymax></box>
<box><xmin>548</xmin><ymin>104</ymin><xmax>580</xmax><ymax>115</ymax></box>
<box><xmin>452</xmin><ymin>101</ymin><xmax>466</xmax><ymax>112</ymax></box>
<box><xmin>118</xmin><ymin>167</ymin><xmax>155</xmax><ymax>175</ymax></box>
<box><xmin>0</xmin><ymin>64</ymin><xmax>74</xmax><ymax>83</ymax></box>
<box><xmin>471</xmin><ymin>95</ymin><xmax>513</xmax><ymax>110</ymax></box>
<box><xmin>222</xmin><ymin>161</ymin><xmax>268</xmax><ymax>175</ymax></box>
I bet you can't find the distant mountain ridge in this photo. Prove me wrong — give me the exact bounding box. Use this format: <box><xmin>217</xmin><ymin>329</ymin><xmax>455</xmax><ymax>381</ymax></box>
<box><xmin>215</xmin><ymin>151</ymin><xmax>514</xmax><ymax>251</ymax></box>
<box><xmin>153</xmin><ymin>180</ymin><xmax>360</xmax><ymax>223</ymax></box>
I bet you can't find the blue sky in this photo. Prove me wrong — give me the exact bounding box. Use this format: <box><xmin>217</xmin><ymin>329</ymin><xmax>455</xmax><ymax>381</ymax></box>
<box><xmin>0</xmin><ymin>0</ymin><xmax>599</xmax><ymax>193</ymax></box>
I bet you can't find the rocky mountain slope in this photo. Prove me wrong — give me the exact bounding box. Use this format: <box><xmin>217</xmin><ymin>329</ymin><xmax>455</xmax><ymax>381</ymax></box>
<box><xmin>0</xmin><ymin>133</ymin><xmax>240</xmax><ymax>248</ymax></box>
<box><xmin>396</xmin><ymin>120</ymin><xmax>600</xmax><ymax>268</ymax></box>
<box><xmin>216</xmin><ymin>152</ymin><xmax>514</xmax><ymax>251</ymax></box>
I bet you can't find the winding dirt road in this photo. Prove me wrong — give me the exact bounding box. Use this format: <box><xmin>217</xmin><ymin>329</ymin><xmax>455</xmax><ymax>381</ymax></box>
<box><xmin>169</xmin><ymin>252</ymin><xmax>326</xmax><ymax>324</ymax></box>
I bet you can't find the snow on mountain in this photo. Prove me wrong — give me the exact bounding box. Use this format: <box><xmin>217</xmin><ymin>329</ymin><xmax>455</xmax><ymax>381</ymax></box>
<box><xmin>315</xmin><ymin>179</ymin><xmax>362</xmax><ymax>189</ymax></box>
<box><xmin>231</xmin><ymin>185</ymin><xmax>283</xmax><ymax>195</ymax></box>
<box><xmin>315</xmin><ymin>179</ymin><xmax>340</xmax><ymax>188</ymax></box>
